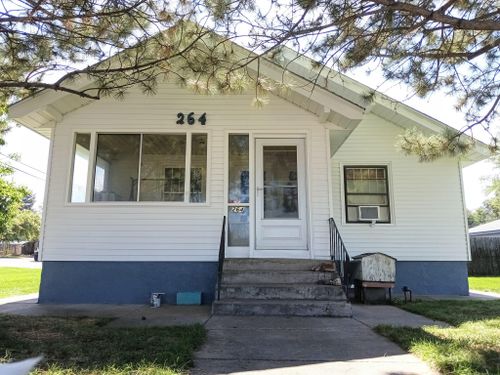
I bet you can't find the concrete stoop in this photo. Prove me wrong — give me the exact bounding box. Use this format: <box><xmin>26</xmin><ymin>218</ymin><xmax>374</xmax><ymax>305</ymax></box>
<box><xmin>213</xmin><ymin>258</ymin><xmax>352</xmax><ymax>317</ymax></box>
<box><xmin>213</xmin><ymin>299</ymin><xmax>352</xmax><ymax>317</ymax></box>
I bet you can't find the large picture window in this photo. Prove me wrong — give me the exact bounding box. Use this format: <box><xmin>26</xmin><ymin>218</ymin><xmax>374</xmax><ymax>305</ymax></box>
<box><xmin>140</xmin><ymin>134</ymin><xmax>186</xmax><ymax>202</ymax></box>
<box><xmin>69</xmin><ymin>132</ymin><xmax>207</xmax><ymax>203</ymax></box>
<box><xmin>344</xmin><ymin>166</ymin><xmax>390</xmax><ymax>223</ymax></box>
<box><xmin>93</xmin><ymin>134</ymin><xmax>140</xmax><ymax>202</ymax></box>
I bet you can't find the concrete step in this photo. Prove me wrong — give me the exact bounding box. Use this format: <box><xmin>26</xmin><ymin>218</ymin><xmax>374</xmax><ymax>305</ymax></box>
<box><xmin>219</xmin><ymin>283</ymin><xmax>346</xmax><ymax>300</ymax></box>
<box><xmin>221</xmin><ymin>270</ymin><xmax>336</xmax><ymax>284</ymax></box>
<box><xmin>224</xmin><ymin>258</ymin><xmax>330</xmax><ymax>271</ymax></box>
<box><xmin>212</xmin><ymin>299</ymin><xmax>352</xmax><ymax>317</ymax></box>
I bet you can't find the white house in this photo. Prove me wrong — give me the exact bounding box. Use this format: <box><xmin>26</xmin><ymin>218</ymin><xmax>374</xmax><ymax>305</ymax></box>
<box><xmin>8</xmin><ymin>47</ymin><xmax>488</xmax><ymax>306</ymax></box>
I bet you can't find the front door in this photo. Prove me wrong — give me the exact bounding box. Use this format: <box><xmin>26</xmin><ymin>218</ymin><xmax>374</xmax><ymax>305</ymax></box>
<box><xmin>255</xmin><ymin>138</ymin><xmax>308</xmax><ymax>250</ymax></box>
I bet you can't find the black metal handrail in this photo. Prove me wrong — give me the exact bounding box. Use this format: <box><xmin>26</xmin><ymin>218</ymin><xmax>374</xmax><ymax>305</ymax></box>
<box><xmin>329</xmin><ymin>217</ymin><xmax>350</xmax><ymax>288</ymax></box>
<box><xmin>216</xmin><ymin>216</ymin><xmax>226</xmax><ymax>301</ymax></box>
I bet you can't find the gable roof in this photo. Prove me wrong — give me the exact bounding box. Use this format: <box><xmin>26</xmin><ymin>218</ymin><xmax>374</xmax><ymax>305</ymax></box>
<box><xmin>7</xmin><ymin>41</ymin><xmax>490</xmax><ymax>163</ymax></box>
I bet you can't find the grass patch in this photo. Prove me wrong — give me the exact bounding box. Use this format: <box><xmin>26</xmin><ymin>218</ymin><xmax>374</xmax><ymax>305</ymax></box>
<box><xmin>469</xmin><ymin>277</ymin><xmax>500</xmax><ymax>294</ymax></box>
<box><xmin>0</xmin><ymin>315</ymin><xmax>206</xmax><ymax>374</ymax></box>
<box><xmin>0</xmin><ymin>267</ymin><xmax>41</xmax><ymax>298</ymax></box>
<box><xmin>395</xmin><ymin>299</ymin><xmax>500</xmax><ymax>326</ymax></box>
<box><xmin>375</xmin><ymin>300</ymin><xmax>500</xmax><ymax>375</ymax></box>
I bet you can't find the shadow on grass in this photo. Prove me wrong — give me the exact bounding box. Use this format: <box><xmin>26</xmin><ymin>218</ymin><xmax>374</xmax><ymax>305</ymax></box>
<box><xmin>0</xmin><ymin>315</ymin><xmax>206</xmax><ymax>374</ymax></box>
<box><xmin>376</xmin><ymin>300</ymin><xmax>500</xmax><ymax>375</ymax></box>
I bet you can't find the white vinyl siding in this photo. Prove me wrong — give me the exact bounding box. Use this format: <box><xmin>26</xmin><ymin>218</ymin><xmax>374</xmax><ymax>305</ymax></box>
<box><xmin>331</xmin><ymin>114</ymin><xmax>468</xmax><ymax>261</ymax></box>
<box><xmin>41</xmin><ymin>83</ymin><xmax>331</xmax><ymax>261</ymax></box>
<box><xmin>41</xmin><ymin>82</ymin><xmax>468</xmax><ymax>263</ymax></box>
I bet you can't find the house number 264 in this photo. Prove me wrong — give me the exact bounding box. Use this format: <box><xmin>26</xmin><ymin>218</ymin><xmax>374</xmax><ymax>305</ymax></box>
<box><xmin>176</xmin><ymin>112</ymin><xmax>207</xmax><ymax>125</ymax></box>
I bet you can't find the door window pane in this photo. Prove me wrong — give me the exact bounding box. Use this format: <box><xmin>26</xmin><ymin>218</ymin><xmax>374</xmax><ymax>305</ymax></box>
<box><xmin>263</xmin><ymin>146</ymin><xmax>298</xmax><ymax>219</ymax></box>
<box><xmin>140</xmin><ymin>134</ymin><xmax>186</xmax><ymax>202</ymax></box>
<box><xmin>93</xmin><ymin>134</ymin><xmax>140</xmax><ymax>201</ymax></box>
<box><xmin>228</xmin><ymin>135</ymin><xmax>249</xmax><ymax>204</ymax></box>
<box><xmin>70</xmin><ymin>133</ymin><xmax>91</xmax><ymax>202</ymax></box>
<box><xmin>228</xmin><ymin>206</ymin><xmax>249</xmax><ymax>246</ymax></box>
<box><xmin>190</xmin><ymin>133</ymin><xmax>207</xmax><ymax>203</ymax></box>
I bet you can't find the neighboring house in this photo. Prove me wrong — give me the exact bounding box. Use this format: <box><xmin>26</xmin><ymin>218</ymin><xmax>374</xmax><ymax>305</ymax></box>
<box><xmin>8</xmin><ymin>46</ymin><xmax>488</xmax><ymax>304</ymax></box>
<box><xmin>469</xmin><ymin>219</ymin><xmax>500</xmax><ymax>238</ymax></box>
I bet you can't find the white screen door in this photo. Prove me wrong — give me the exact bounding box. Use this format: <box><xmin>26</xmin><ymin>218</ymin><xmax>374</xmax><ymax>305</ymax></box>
<box><xmin>255</xmin><ymin>138</ymin><xmax>308</xmax><ymax>250</ymax></box>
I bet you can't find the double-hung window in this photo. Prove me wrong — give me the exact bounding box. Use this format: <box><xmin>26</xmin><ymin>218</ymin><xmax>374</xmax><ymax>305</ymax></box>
<box><xmin>69</xmin><ymin>132</ymin><xmax>208</xmax><ymax>203</ymax></box>
<box><xmin>344</xmin><ymin>166</ymin><xmax>391</xmax><ymax>223</ymax></box>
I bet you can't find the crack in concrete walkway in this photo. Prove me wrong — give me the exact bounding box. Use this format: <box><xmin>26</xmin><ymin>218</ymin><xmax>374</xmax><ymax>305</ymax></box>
<box><xmin>191</xmin><ymin>311</ymin><xmax>439</xmax><ymax>375</ymax></box>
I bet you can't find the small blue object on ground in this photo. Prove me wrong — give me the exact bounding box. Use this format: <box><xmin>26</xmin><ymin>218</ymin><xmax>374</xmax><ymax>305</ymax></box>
<box><xmin>176</xmin><ymin>292</ymin><xmax>202</xmax><ymax>305</ymax></box>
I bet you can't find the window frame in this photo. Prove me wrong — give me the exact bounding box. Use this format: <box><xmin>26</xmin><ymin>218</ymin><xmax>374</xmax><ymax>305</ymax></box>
<box><xmin>67</xmin><ymin>130</ymin><xmax>210</xmax><ymax>206</ymax></box>
<box><xmin>343</xmin><ymin>165</ymin><xmax>391</xmax><ymax>224</ymax></box>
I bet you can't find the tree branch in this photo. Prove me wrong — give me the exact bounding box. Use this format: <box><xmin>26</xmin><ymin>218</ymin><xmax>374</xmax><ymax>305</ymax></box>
<box><xmin>0</xmin><ymin>81</ymin><xmax>100</xmax><ymax>99</ymax></box>
<box><xmin>365</xmin><ymin>0</ymin><xmax>500</xmax><ymax>30</ymax></box>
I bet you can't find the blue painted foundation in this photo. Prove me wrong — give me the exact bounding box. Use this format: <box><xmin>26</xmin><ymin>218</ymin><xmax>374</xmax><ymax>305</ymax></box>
<box><xmin>38</xmin><ymin>260</ymin><xmax>468</xmax><ymax>304</ymax></box>
<box><xmin>394</xmin><ymin>261</ymin><xmax>469</xmax><ymax>296</ymax></box>
<box><xmin>39</xmin><ymin>261</ymin><xmax>218</xmax><ymax>304</ymax></box>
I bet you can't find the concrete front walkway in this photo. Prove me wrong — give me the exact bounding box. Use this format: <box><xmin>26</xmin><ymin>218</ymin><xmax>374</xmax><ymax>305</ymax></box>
<box><xmin>0</xmin><ymin>299</ymin><xmax>445</xmax><ymax>374</ymax></box>
<box><xmin>191</xmin><ymin>309</ymin><xmax>440</xmax><ymax>375</ymax></box>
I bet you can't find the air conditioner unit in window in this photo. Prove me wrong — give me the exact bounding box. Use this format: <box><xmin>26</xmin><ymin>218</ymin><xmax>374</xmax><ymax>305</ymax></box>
<box><xmin>358</xmin><ymin>206</ymin><xmax>380</xmax><ymax>221</ymax></box>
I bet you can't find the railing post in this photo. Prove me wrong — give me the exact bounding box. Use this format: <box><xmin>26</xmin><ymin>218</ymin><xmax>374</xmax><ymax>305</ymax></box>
<box><xmin>329</xmin><ymin>217</ymin><xmax>350</xmax><ymax>290</ymax></box>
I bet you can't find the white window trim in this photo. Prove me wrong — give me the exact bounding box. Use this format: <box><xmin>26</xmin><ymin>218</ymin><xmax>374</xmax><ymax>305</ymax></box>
<box><xmin>339</xmin><ymin>161</ymin><xmax>396</xmax><ymax>226</ymax></box>
<box><xmin>66</xmin><ymin>129</ymin><xmax>211</xmax><ymax>206</ymax></box>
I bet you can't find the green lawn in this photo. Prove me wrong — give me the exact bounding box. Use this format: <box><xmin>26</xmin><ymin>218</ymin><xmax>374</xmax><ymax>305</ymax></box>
<box><xmin>0</xmin><ymin>315</ymin><xmax>206</xmax><ymax>374</ymax></box>
<box><xmin>0</xmin><ymin>267</ymin><xmax>41</xmax><ymax>298</ymax></box>
<box><xmin>375</xmin><ymin>300</ymin><xmax>500</xmax><ymax>375</ymax></box>
<box><xmin>469</xmin><ymin>277</ymin><xmax>500</xmax><ymax>294</ymax></box>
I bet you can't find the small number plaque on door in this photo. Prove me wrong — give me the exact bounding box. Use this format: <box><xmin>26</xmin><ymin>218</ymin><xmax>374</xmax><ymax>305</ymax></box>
<box><xmin>176</xmin><ymin>112</ymin><xmax>207</xmax><ymax>125</ymax></box>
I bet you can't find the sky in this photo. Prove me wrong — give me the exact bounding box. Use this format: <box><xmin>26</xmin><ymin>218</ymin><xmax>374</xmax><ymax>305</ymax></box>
<box><xmin>2</xmin><ymin>125</ymin><xmax>49</xmax><ymax>211</ymax></box>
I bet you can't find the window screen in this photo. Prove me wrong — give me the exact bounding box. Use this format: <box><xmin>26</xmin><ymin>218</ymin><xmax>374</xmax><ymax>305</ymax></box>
<box><xmin>344</xmin><ymin>166</ymin><xmax>390</xmax><ymax>223</ymax></box>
